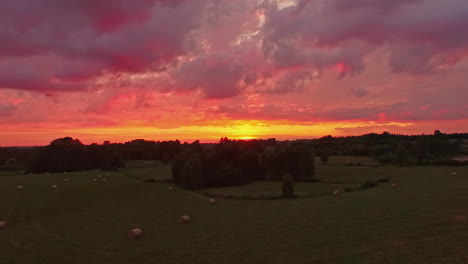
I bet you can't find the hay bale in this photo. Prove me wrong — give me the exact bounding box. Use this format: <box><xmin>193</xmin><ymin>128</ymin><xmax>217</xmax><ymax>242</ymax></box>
<box><xmin>333</xmin><ymin>190</ymin><xmax>340</xmax><ymax>196</ymax></box>
<box><xmin>168</xmin><ymin>186</ymin><xmax>174</xmax><ymax>191</ymax></box>
<box><xmin>102</xmin><ymin>178</ymin><xmax>107</xmax><ymax>182</ymax></box>
<box><xmin>209</xmin><ymin>198</ymin><xmax>216</xmax><ymax>204</ymax></box>
<box><xmin>64</xmin><ymin>172</ymin><xmax>67</xmax><ymax>174</ymax></box>
<box><xmin>16</xmin><ymin>185</ymin><xmax>24</xmax><ymax>191</ymax></box>
<box><xmin>451</xmin><ymin>172</ymin><xmax>457</xmax><ymax>176</ymax></box>
<box><xmin>0</xmin><ymin>221</ymin><xmax>6</xmax><ymax>229</ymax></box>
<box><xmin>51</xmin><ymin>185</ymin><xmax>58</xmax><ymax>190</ymax></box>
<box><xmin>93</xmin><ymin>178</ymin><xmax>98</xmax><ymax>182</ymax></box>
<box><xmin>64</xmin><ymin>179</ymin><xmax>69</xmax><ymax>183</ymax></box>
<box><xmin>128</xmin><ymin>228</ymin><xmax>143</xmax><ymax>239</ymax></box>
<box><xmin>97</xmin><ymin>175</ymin><xmax>102</xmax><ymax>178</ymax></box>
<box><xmin>391</xmin><ymin>183</ymin><xmax>398</xmax><ymax>189</ymax></box>
<box><xmin>179</xmin><ymin>215</ymin><xmax>191</xmax><ymax>224</ymax></box>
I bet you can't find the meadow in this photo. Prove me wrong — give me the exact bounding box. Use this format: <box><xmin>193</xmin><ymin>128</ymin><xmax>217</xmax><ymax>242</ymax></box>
<box><xmin>1</xmin><ymin>158</ymin><xmax>468</xmax><ymax>263</ymax></box>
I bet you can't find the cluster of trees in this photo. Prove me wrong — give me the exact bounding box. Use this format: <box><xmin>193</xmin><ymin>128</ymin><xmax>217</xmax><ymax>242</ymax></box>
<box><xmin>7</xmin><ymin>137</ymin><xmax>183</xmax><ymax>173</ymax></box>
<box><xmin>309</xmin><ymin>131</ymin><xmax>468</xmax><ymax>165</ymax></box>
<box><xmin>27</xmin><ymin>137</ymin><xmax>125</xmax><ymax>173</ymax></box>
<box><xmin>0</xmin><ymin>147</ymin><xmax>34</xmax><ymax>171</ymax></box>
<box><xmin>172</xmin><ymin>138</ymin><xmax>316</xmax><ymax>190</ymax></box>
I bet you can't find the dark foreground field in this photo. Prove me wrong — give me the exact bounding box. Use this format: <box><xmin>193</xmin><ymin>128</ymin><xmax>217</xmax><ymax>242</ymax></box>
<box><xmin>1</xmin><ymin>159</ymin><xmax>468</xmax><ymax>264</ymax></box>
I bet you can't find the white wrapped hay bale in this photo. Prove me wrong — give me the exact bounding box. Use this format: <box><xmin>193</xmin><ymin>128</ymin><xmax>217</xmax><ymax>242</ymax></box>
<box><xmin>179</xmin><ymin>215</ymin><xmax>191</xmax><ymax>224</ymax></box>
<box><xmin>451</xmin><ymin>172</ymin><xmax>457</xmax><ymax>176</ymax></box>
<box><xmin>16</xmin><ymin>185</ymin><xmax>24</xmax><ymax>191</ymax></box>
<box><xmin>391</xmin><ymin>183</ymin><xmax>398</xmax><ymax>189</ymax></box>
<box><xmin>64</xmin><ymin>172</ymin><xmax>67</xmax><ymax>174</ymax></box>
<box><xmin>0</xmin><ymin>221</ymin><xmax>6</xmax><ymax>229</ymax></box>
<box><xmin>128</xmin><ymin>228</ymin><xmax>143</xmax><ymax>239</ymax></box>
<box><xmin>333</xmin><ymin>190</ymin><xmax>340</xmax><ymax>196</ymax></box>
<box><xmin>51</xmin><ymin>185</ymin><xmax>58</xmax><ymax>190</ymax></box>
<box><xmin>209</xmin><ymin>198</ymin><xmax>216</xmax><ymax>205</ymax></box>
<box><xmin>102</xmin><ymin>178</ymin><xmax>107</xmax><ymax>182</ymax></box>
<box><xmin>64</xmin><ymin>179</ymin><xmax>69</xmax><ymax>183</ymax></box>
<box><xmin>168</xmin><ymin>186</ymin><xmax>174</xmax><ymax>191</ymax></box>
<box><xmin>93</xmin><ymin>178</ymin><xmax>98</xmax><ymax>182</ymax></box>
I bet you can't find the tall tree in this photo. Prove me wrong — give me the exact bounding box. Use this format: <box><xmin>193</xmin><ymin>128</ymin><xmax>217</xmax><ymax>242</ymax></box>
<box><xmin>282</xmin><ymin>173</ymin><xmax>296</xmax><ymax>198</ymax></box>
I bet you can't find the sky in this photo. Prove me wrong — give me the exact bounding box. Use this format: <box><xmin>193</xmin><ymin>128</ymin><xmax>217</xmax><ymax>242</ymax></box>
<box><xmin>0</xmin><ymin>0</ymin><xmax>467</xmax><ymax>146</ymax></box>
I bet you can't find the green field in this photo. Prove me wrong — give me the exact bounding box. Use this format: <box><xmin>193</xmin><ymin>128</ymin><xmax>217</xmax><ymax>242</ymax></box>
<box><xmin>1</xmin><ymin>159</ymin><xmax>468</xmax><ymax>263</ymax></box>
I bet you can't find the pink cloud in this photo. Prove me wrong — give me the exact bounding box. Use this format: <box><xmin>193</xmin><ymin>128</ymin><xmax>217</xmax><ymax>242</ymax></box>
<box><xmin>0</xmin><ymin>0</ymin><xmax>467</xmax><ymax>143</ymax></box>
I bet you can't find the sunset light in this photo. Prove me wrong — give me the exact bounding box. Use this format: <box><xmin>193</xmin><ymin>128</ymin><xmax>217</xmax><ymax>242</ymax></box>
<box><xmin>0</xmin><ymin>0</ymin><xmax>466</xmax><ymax>146</ymax></box>
<box><xmin>1</xmin><ymin>1</ymin><xmax>468</xmax><ymax>263</ymax></box>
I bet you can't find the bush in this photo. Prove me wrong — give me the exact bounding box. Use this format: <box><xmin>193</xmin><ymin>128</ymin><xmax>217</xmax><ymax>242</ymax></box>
<box><xmin>320</xmin><ymin>152</ymin><xmax>329</xmax><ymax>165</ymax></box>
<box><xmin>425</xmin><ymin>158</ymin><xmax>468</xmax><ymax>166</ymax></box>
<box><xmin>282</xmin><ymin>173</ymin><xmax>296</xmax><ymax>198</ymax></box>
<box><xmin>377</xmin><ymin>178</ymin><xmax>390</xmax><ymax>183</ymax></box>
<box><xmin>101</xmin><ymin>165</ymin><xmax>119</xmax><ymax>171</ymax></box>
<box><xmin>361</xmin><ymin>180</ymin><xmax>379</xmax><ymax>189</ymax></box>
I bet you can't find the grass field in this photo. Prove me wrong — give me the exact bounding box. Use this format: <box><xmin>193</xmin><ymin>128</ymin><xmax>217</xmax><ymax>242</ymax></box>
<box><xmin>1</xmin><ymin>159</ymin><xmax>468</xmax><ymax>263</ymax></box>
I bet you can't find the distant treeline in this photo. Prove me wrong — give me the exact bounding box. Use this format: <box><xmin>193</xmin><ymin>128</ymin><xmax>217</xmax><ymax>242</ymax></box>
<box><xmin>0</xmin><ymin>131</ymin><xmax>467</xmax><ymax>187</ymax></box>
<box><xmin>308</xmin><ymin>131</ymin><xmax>468</xmax><ymax>166</ymax></box>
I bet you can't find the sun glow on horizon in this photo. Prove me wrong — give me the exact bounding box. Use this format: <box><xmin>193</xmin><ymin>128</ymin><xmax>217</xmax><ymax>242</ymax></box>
<box><xmin>0</xmin><ymin>119</ymin><xmax>428</xmax><ymax>146</ymax></box>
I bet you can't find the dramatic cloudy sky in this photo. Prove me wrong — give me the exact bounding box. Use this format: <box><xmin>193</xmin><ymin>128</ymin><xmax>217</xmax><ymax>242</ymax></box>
<box><xmin>1</xmin><ymin>0</ymin><xmax>467</xmax><ymax>145</ymax></box>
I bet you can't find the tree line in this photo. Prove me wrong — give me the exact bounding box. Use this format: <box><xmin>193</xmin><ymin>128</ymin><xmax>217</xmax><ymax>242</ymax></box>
<box><xmin>0</xmin><ymin>130</ymin><xmax>467</xmax><ymax>184</ymax></box>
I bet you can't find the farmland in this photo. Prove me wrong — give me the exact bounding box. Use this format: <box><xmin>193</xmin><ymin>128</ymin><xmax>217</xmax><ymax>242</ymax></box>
<box><xmin>1</xmin><ymin>160</ymin><xmax>468</xmax><ymax>263</ymax></box>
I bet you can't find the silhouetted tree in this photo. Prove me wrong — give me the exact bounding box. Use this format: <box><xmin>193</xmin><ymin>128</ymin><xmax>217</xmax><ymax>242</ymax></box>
<box><xmin>396</xmin><ymin>142</ymin><xmax>407</xmax><ymax>166</ymax></box>
<box><xmin>282</xmin><ymin>173</ymin><xmax>296</xmax><ymax>198</ymax></box>
<box><xmin>320</xmin><ymin>149</ymin><xmax>330</xmax><ymax>165</ymax></box>
<box><xmin>161</xmin><ymin>152</ymin><xmax>170</xmax><ymax>164</ymax></box>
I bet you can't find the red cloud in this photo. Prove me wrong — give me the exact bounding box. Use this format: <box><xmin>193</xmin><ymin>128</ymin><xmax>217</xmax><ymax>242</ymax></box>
<box><xmin>0</xmin><ymin>0</ymin><xmax>205</xmax><ymax>92</ymax></box>
<box><xmin>0</xmin><ymin>0</ymin><xmax>467</xmax><ymax>140</ymax></box>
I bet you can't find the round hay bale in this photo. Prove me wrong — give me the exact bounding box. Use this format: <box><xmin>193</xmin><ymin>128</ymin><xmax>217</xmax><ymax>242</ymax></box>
<box><xmin>16</xmin><ymin>185</ymin><xmax>24</xmax><ymax>191</ymax></box>
<box><xmin>51</xmin><ymin>185</ymin><xmax>58</xmax><ymax>190</ymax></box>
<box><xmin>0</xmin><ymin>221</ymin><xmax>6</xmax><ymax>229</ymax></box>
<box><xmin>391</xmin><ymin>183</ymin><xmax>398</xmax><ymax>189</ymax></box>
<box><xmin>93</xmin><ymin>178</ymin><xmax>98</xmax><ymax>182</ymax></box>
<box><xmin>98</xmin><ymin>175</ymin><xmax>102</xmax><ymax>178</ymax></box>
<box><xmin>128</xmin><ymin>228</ymin><xmax>143</xmax><ymax>239</ymax></box>
<box><xmin>102</xmin><ymin>178</ymin><xmax>107</xmax><ymax>182</ymax></box>
<box><xmin>209</xmin><ymin>198</ymin><xmax>216</xmax><ymax>204</ymax></box>
<box><xmin>63</xmin><ymin>178</ymin><xmax>69</xmax><ymax>183</ymax></box>
<box><xmin>451</xmin><ymin>172</ymin><xmax>457</xmax><ymax>176</ymax></box>
<box><xmin>106</xmin><ymin>173</ymin><xmax>110</xmax><ymax>176</ymax></box>
<box><xmin>179</xmin><ymin>215</ymin><xmax>191</xmax><ymax>224</ymax></box>
<box><xmin>333</xmin><ymin>190</ymin><xmax>340</xmax><ymax>196</ymax></box>
<box><xmin>168</xmin><ymin>186</ymin><xmax>174</xmax><ymax>191</ymax></box>
<box><xmin>64</xmin><ymin>172</ymin><xmax>67</xmax><ymax>174</ymax></box>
